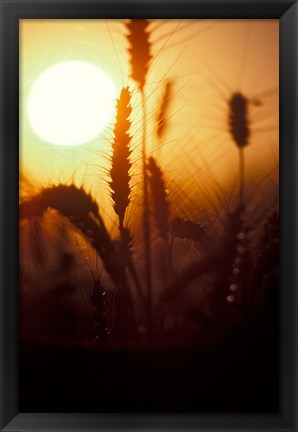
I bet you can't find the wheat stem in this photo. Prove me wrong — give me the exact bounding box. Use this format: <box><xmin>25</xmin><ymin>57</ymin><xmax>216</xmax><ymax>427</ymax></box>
<box><xmin>239</xmin><ymin>148</ymin><xmax>245</xmax><ymax>208</ymax></box>
<box><xmin>141</xmin><ymin>89</ymin><xmax>153</xmax><ymax>339</ymax></box>
<box><xmin>119</xmin><ymin>224</ymin><xmax>146</xmax><ymax>307</ymax></box>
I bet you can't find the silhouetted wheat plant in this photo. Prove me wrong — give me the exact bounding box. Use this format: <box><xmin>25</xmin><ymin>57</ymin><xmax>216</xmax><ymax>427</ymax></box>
<box><xmin>146</xmin><ymin>157</ymin><xmax>173</xmax><ymax>278</ymax></box>
<box><xmin>228</xmin><ymin>92</ymin><xmax>250</xmax><ymax>208</ymax></box>
<box><xmin>109</xmin><ymin>86</ymin><xmax>145</xmax><ymax>308</ymax></box>
<box><xmin>126</xmin><ymin>19</ymin><xmax>154</xmax><ymax>337</ymax></box>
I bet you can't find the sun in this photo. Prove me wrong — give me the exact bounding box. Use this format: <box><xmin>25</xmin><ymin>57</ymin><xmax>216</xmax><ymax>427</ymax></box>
<box><xmin>27</xmin><ymin>60</ymin><xmax>116</xmax><ymax>147</ymax></box>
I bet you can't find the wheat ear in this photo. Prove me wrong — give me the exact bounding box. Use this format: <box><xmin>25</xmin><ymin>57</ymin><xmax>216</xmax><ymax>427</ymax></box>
<box><xmin>126</xmin><ymin>20</ymin><xmax>152</xmax><ymax>92</ymax></box>
<box><xmin>146</xmin><ymin>157</ymin><xmax>170</xmax><ymax>241</ymax></box>
<box><xmin>156</xmin><ymin>80</ymin><xmax>173</xmax><ymax>143</ymax></box>
<box><xmin>109</xmin><ymin>87</ymin><xmax>145</xmax><ymax>306</ymax></box>
<box><xmin>109</xmin><ymin>87</ymin><xmax>132</xmax><ymax>230</ymax></box>
<box><xmin>20</xmin><ymin>184</ymin><xmax>123</xmax><ymax>283</ymax></box>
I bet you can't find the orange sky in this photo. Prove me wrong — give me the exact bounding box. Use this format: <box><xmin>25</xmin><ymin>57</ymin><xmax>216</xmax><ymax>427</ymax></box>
<box><xmin>20</xmin><ymin>19</ymin><xmax>279</xmax><ymax>231</ymax></box>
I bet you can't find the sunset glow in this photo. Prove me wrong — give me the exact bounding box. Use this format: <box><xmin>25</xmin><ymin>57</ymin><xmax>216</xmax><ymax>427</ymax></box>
<box><xmin>20</xmin><ymin>20</ymin><xmax>278</xmax><ymax>217</ymax></box>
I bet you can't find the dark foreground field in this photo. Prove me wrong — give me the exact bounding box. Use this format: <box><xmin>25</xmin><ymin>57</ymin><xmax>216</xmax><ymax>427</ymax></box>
<box><xmin>20</xmin><ymin>300</ymin><xmax>278</xmax><ymax>413</ymax></box>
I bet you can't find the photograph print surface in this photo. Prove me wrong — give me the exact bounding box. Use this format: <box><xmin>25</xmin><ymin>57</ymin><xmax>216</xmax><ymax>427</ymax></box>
<box><xmin>19</xmin><ymin>19</ymin><xmax>279</xmax><ymax>412</ymax></box>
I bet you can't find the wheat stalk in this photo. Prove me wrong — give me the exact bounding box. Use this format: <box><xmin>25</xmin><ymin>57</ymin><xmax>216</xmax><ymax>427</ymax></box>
<box><xmin>109</xmin><ymin>87</ymin><xmax>145</xmax><ymax>307</ymax></box>
<box><xmin>209</xmin><ymin>207</ymin><xmax>244</xmax><ymax>318</ymax></box>
<box><xmin>126</xmin><ymin>19</ymin><xmax>153</xmax><ymax>338</ymax></box>
<box><xmin>146</xmin><ymin>156</ymin><xmax>175</xmax><ymax>283</ymax></box>
<box><xmin>228</xmin><ymin>92</ymin><xmax>250</xmax><ymax>208</ymax></box>
<box><xmin>146</xmin><ymin>157</ymin><xmax>170</xmax><ymax>241</ymax></box>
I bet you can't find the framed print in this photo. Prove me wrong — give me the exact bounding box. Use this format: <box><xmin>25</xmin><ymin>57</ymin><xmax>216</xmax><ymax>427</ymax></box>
<box><xmin>0</xmin><ymin>1</ymin><xmax>297</xmax><ymax>431</ymax></box>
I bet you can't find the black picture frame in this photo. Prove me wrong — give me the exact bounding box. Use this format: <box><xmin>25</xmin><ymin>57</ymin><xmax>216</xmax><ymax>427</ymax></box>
<box><xmin>0</xmin><ymin>1</ymin><xmax>297</xmax><ymax>430</ymax></box>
